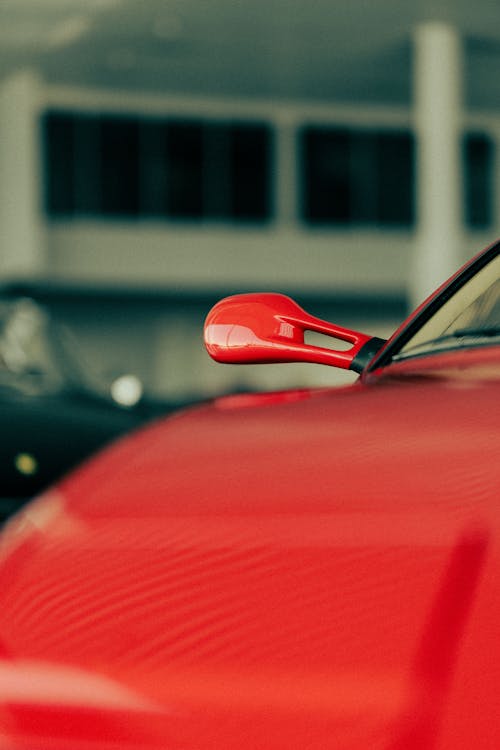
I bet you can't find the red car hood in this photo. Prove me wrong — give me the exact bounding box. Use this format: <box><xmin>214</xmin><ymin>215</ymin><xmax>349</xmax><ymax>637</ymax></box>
<box><xmin>0</xmin><ymin>347</ymin><xmax>499</xmax><ymax>749</ymax></box>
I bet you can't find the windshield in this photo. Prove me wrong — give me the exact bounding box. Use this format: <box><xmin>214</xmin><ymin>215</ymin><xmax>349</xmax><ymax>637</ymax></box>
<box><xmin>390</xmin><ymin>246</ymin><xmax>500</xmax><ymax>362</ymax></box>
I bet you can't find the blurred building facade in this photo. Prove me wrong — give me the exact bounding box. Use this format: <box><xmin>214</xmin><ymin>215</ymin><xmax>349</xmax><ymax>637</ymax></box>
<box><xmin>0</xmin><ymin>9</ymin><xmax>499</xmax><ymax>399</ymax></box>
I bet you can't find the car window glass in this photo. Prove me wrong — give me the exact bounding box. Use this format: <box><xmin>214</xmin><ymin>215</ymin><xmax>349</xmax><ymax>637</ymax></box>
<box><xmin>396</xmin><ymin>252</ymin><xmax>500</xmax><ymax>358</ymax></box>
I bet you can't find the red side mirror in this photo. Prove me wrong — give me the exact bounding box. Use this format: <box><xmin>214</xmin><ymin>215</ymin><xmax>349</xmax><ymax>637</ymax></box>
<box><xmin>204</xmin><ymin>293</ymin><xmax>385</xmax><ymax>373</ymax></box>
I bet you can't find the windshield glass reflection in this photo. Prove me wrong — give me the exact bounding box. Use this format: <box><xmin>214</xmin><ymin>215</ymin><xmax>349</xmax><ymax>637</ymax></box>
<box><xmin>395</xmin><ymin>252</ymin><xmax>500</xmax><ymax>360</ymax></box>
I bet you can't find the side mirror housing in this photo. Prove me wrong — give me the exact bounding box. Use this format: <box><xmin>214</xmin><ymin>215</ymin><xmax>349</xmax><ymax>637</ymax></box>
<box><xmin>204</xmin><ymin>293</ymin><xmax>386</xmax><ymax>373</ymax></box>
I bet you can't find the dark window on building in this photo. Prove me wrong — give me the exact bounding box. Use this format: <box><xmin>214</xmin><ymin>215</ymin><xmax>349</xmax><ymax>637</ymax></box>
<box><xmin>464</xmin><ymin>133</ymin><xmax>494</xmax><ymax>229</ymax></box>
<box><xmin>302</xmin><ymin>128</ymin><xmax>351</xmax><ymax>222</ymax></box>
<box><xmin>300</xmin><ymin>126</ymin><xmax>415</xmax><ymax>226</ymax></box>
<box><xmin>203</xmin><ymin>123</ymin><xmax>232</xmax><ymax>219</ymax></box>
<box><xmin>377</xmin><ymin>132</ymin><xmax>414</xmax><ymax>225</ymax></box>
<box><xmin>166</xmin><ymin>121</ymin><xmax>204</xmax><ymax>218</ymax></box>
<box><xmin>139</xmin><ymin>119</ymin><xmax>169</xmax><ymax>216</ymax></box>
<box><xmin>42</xmin><ymin>111</ymin><xmax>273</xmax><ymax>223</ymax></box>
<box><xmin>73</xmin><ymin>115</ymin><xmax>102</xmax><ymax>214</ymax></box>
<box><xmin>100</xmin><ymin>116</ymin><xmax>140</xmax><ymax>216</ymax></box>
<box><xmin>231</xmin><ymin>124</ymin><xmax>272</xmax><ymax>220</ymax></box>
<box><xmin>43</xmin><ymin>111</ymin><xmax>75</xmax><ymax>215</ymax></box>
<box><xmin>200</xmin><ymin>122</ymin><xmax>272</xmax><ymax>221</ymax></box>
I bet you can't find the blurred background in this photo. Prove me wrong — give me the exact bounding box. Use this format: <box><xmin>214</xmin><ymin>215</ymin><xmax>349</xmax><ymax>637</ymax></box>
<box><xmin>1</xmin><ymin>0</ymin><xmax>500</xmax><ymax>403</ymax></box>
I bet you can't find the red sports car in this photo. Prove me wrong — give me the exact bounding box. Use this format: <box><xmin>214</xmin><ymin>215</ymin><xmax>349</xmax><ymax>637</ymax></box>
<box><xmin>0</xmin><ymin>240</ymin><xmax>499</xmax><ymax>749</ymax></box>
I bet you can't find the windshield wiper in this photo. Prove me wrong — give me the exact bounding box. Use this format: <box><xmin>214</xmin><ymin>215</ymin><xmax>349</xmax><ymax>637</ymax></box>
<box><xmin>393</xmin><ymin>326</ymin><xmax>500</xmax><ymax>360</ymax></box>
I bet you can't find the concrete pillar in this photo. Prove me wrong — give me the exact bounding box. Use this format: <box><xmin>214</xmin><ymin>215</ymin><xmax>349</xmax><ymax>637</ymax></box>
<box><xmin>0</xmin><ymin>69</ymin><xmax>46</xmax><ymax>279</ymax></box>
<box><xmin>411</xmin><ymin>22</ymin><xmax>464</xmax><ymax>308</ymax></box>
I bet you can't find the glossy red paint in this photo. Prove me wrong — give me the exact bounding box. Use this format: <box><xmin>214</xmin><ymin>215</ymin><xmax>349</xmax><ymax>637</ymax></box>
<box><xmin>204</xmin><ymin>292</ymin><xmax>375</xmax><ymax>369</ymax></box>
<box><xmin>0</xmin><ymin>244</ymin><xmax>499</xmax><ymax>749</ymax></box>
<box><xmin>0</xmin><ymin>344</ymin><xmax>499</xmax><ymax>749</ymax></box>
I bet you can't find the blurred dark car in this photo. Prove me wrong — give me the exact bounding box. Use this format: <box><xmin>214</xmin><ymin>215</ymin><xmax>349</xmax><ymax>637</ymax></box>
<box><xmin>0</xmin><ymin>297</ymin><xmax>181</xmax><ymax>522</ymax></box>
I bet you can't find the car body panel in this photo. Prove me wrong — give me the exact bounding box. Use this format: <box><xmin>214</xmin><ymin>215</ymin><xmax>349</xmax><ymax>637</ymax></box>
<box><xmin>0</xmin><ymin>342</ymin><xmax>499</xmax><ymax>748</ymax></box>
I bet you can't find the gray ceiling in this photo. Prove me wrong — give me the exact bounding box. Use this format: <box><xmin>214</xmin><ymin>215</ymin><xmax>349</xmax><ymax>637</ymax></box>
<box><xmin>2</xmin><ymin>0</ymin><xmax>500</xmax><ymax>108</ymax></box>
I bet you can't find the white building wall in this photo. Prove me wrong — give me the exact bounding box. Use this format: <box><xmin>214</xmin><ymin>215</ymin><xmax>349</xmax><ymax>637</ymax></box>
<box><xmin>0</xmin><ymin>71</ymin><xmax>46</xmax><ymax>277</ymax></box>
<box><xmin>39</xmin><ymin>84</ymin><xmax>500</xmax><ymax>297</ymax></box>
<box><xmin>1</xmin><ymin>78</ymin><xmax>500</xmax><ymax>400</ymax></box>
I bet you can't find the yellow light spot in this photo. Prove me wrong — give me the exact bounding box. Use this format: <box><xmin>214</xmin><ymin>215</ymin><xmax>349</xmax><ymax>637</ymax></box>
<box><xmin>14</xmin><ymin>453</ymin><xmax>38</xmax><ymax>476</ymax></box>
